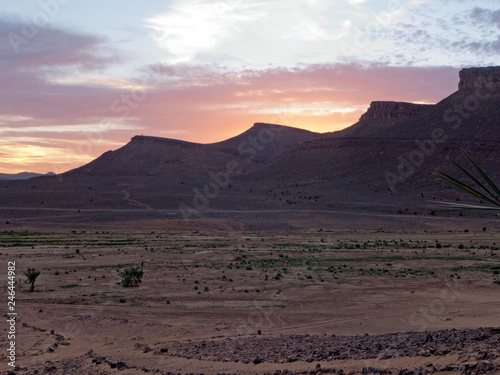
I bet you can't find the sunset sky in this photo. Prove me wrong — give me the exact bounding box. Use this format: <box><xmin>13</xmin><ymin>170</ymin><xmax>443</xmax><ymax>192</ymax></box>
<box><xmin>0</xmin><ymin>0</ymin><xmax>499</xmax><ymax>174</ymax></box>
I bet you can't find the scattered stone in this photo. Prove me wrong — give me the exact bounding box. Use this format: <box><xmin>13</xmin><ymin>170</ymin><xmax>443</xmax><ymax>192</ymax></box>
<box><xmin>362</xmin><ymin>366</ymin><xmax>379</xmax><ymax>375</ymax></box>
<box><xmin>477</xmin><ymin>360</ymin><xmax>498</xmax><ymax>372</ymax></box>
<box><xmin>107</xmin><ymin>358</ymin><xmax>118</xmax><ymax>368</ymax></box>
<box><xmin>92</xmin><ymin>356</ymin><xmax>103</xmax><ymax>365</ymax></box>
<box><xmin>459</xmin><ymin>354</ymin><xmax>471</xmax><ymax>362</ymax></box>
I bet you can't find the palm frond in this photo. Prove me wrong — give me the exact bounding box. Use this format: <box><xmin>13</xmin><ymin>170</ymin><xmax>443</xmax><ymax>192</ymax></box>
<box><xmin>434</xmin><ymin>150</ymin><xmax>500</xmax><ymax>210</ymax></box>
<box><xmin>430</xmin><ymin>201</ymin><xmax>500</xmax><ymax>211</ymax></box>
<box><xmin>462</xmin><ymin>151</ymin><xmax>500</xmax><ymax>203</ymax></box>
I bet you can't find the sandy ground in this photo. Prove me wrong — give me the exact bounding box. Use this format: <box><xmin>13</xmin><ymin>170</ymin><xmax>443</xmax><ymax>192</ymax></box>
<box><xmin>1</xmin><ymin>229</ymin><xmax>499</xmax><ymax>374</ymax></box>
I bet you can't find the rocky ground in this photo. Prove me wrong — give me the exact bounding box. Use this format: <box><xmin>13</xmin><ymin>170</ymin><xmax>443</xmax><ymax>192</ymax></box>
<box><xmin>161</xmin><ymin>328</ymin><xmax>500</xmax><ymax>364</ymax></box>
<box><xmin>5</xmin><ymin>327</ymin><xmax>500</xmax><ymax>375</ymax></box>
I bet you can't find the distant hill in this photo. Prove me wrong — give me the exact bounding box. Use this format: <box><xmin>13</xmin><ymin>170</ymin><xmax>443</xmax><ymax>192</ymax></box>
<box><xmin>0</xmin><ymin>171</ymin><xmax>55</xmax><ymax>180</ymax></box>
<box><xmin>211</xmin><ymin>122</ymin><xmax>325</xmax><ymax>159</ymax></box>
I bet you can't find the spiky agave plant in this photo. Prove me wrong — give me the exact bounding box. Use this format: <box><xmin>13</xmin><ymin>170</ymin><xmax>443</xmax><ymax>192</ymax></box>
<box><xmin>434</xmin><ymin>150</ymin><xmax>500</xmax><ymax>211</ymax></box>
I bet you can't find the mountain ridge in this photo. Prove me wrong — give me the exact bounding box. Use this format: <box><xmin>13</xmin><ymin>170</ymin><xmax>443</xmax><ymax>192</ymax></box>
<box><xmin>1</xmin><ymin>66</ymin><xmax>499</xmax><ymax>228</ymax></box>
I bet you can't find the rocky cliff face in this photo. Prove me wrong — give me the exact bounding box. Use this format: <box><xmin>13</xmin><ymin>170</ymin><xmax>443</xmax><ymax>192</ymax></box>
<box><xmin>359</xmin><ymin>101</ymin><xmax>433</xmax><ymax>122</ymax></box>
<box><xmin>458</xmin><ymin>66</ymin><xmax>500</xmax><ymax>90</ymax></box>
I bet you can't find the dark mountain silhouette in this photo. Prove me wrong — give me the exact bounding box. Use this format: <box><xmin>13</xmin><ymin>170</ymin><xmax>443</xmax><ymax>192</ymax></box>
<box><xmin>0</xmin><ymin>66</ymin><xmax>499</xmax><ymax>228</ymax></box>
<box><xmin>0</xmin><ymin>171</ymin><xmax>54</xmax><ymax>180</ymax></box>
<box><xmin>64</xmin><ymin>135</ymin><xmax>250</xmax><ymax>178</ymax></box>
<box><xmin>211</xmin><ymin>122</ymin><xmax>325</xmax><ymax>159</ymax></box>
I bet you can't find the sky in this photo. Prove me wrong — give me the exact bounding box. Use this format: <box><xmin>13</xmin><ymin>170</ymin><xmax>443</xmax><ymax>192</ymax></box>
<box><xmin>0</xmin><ymin>0</ymin><xmax>498</xmax><ymax>174</ymax></box>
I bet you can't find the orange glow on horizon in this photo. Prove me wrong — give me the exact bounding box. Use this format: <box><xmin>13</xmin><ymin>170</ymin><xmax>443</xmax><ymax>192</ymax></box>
<box><xmin>0</xmin><ymin>111</ymin><xmax>361</xmax><ymax>175</ymax></box>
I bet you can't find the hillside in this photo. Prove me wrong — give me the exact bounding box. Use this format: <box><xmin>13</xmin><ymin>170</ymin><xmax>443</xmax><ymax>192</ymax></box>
<box><xmin>244</xmin><ymin>66</ymin><xmax>500</xmax><ymax>209</ymax></box>
<box><xmin>64</xmin><ymin>135</ymin><xmax>250</xmax><ymax>178</ymax></box>
<box><xmin>211</xmin><ymin>122</ymin><xmax>325</xmax><ymax>159</ymax></box>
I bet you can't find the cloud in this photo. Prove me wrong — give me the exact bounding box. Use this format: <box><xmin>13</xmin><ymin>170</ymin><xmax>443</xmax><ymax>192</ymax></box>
<box><xmin>0</xmin><ymin>19</ymin><xmax>126</xmax><ymax>122</ymax></box>
<box><xmin>145</xmin><ymin>0</ymin><xmax>341</xmax><ymax>67</ymax></box>
<box><xmin>0</xmin><ymin>19</ymin><xmax>118</xmax><ymax>70</ymax></box>
<box><xmin>144</xmin><ymin>0</ymin><xmax>499</xmax><ymax>69</ymax></box>
<box><xmin>470</xmin><ymin>7</ymin><xmax>500</xmax><ymax>29</ymax></box>
<box><xmin>361</xmin><ymin>1</ymin><xmax>500</xmax><ymax>66</ymax></box>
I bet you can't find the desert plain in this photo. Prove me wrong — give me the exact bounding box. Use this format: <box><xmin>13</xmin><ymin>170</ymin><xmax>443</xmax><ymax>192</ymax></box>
<box><xmin>1</xmin><ymin>223</ymin><xmax>500</xmax><ymax>375</ymax></box>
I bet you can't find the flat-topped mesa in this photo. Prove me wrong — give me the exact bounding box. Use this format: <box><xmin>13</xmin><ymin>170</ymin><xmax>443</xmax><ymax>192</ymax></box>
<box><xmin>131</xmin><ymin>135</ymin><xmax>186</xmax><ymax>145</ymax></box>
<box><xmin>458</xmin><ymin>66</ymin><xmax>500</xmax><ymax>90</ymax></box>
<box><xmin>359</xmin><ymin>101</ymin><xmax>433</xmax><ymax>122</ymax></box>
<box><xmin>132</xmin><ymin>135</ymin><xmax>167</xmax><ymax>143</ymax></box>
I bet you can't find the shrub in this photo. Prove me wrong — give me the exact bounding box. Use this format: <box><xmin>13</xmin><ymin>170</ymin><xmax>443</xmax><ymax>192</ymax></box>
<box><xmin>24</xmin><ymin>268</ymin><xmax>41</xmax><ymax>292</ymax></box>
<box><xmin>119</xmin><ymin>266</ymin><xmax>144</xmax><ymax>287</ymax></box>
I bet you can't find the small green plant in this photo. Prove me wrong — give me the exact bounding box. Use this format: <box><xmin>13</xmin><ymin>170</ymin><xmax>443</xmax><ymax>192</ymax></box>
<box><xmin>24</xmin><ymin>268</ymin><xmax>41</xmax><ymax>292</ymax></box>
<box><xmin>119</xmin><ymin>266</ymin><xmax>144</xmax><ymax>287</ymax></box>
<box><xmin>61</xmin><ymin>284</ymin><xmax>78</xmax><ymax>289</ymax></box>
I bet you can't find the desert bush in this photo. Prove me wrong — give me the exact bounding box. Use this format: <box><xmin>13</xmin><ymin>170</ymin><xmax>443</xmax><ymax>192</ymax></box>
<box><xmin>119</xmin><ymin>266</ymin><xmax>144</xmax><ymax>287</ymax></box>
<box><xmin>24</xmin><ymin>268</ymin><xmax>41</xmax><ymax>292</ymax></box>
